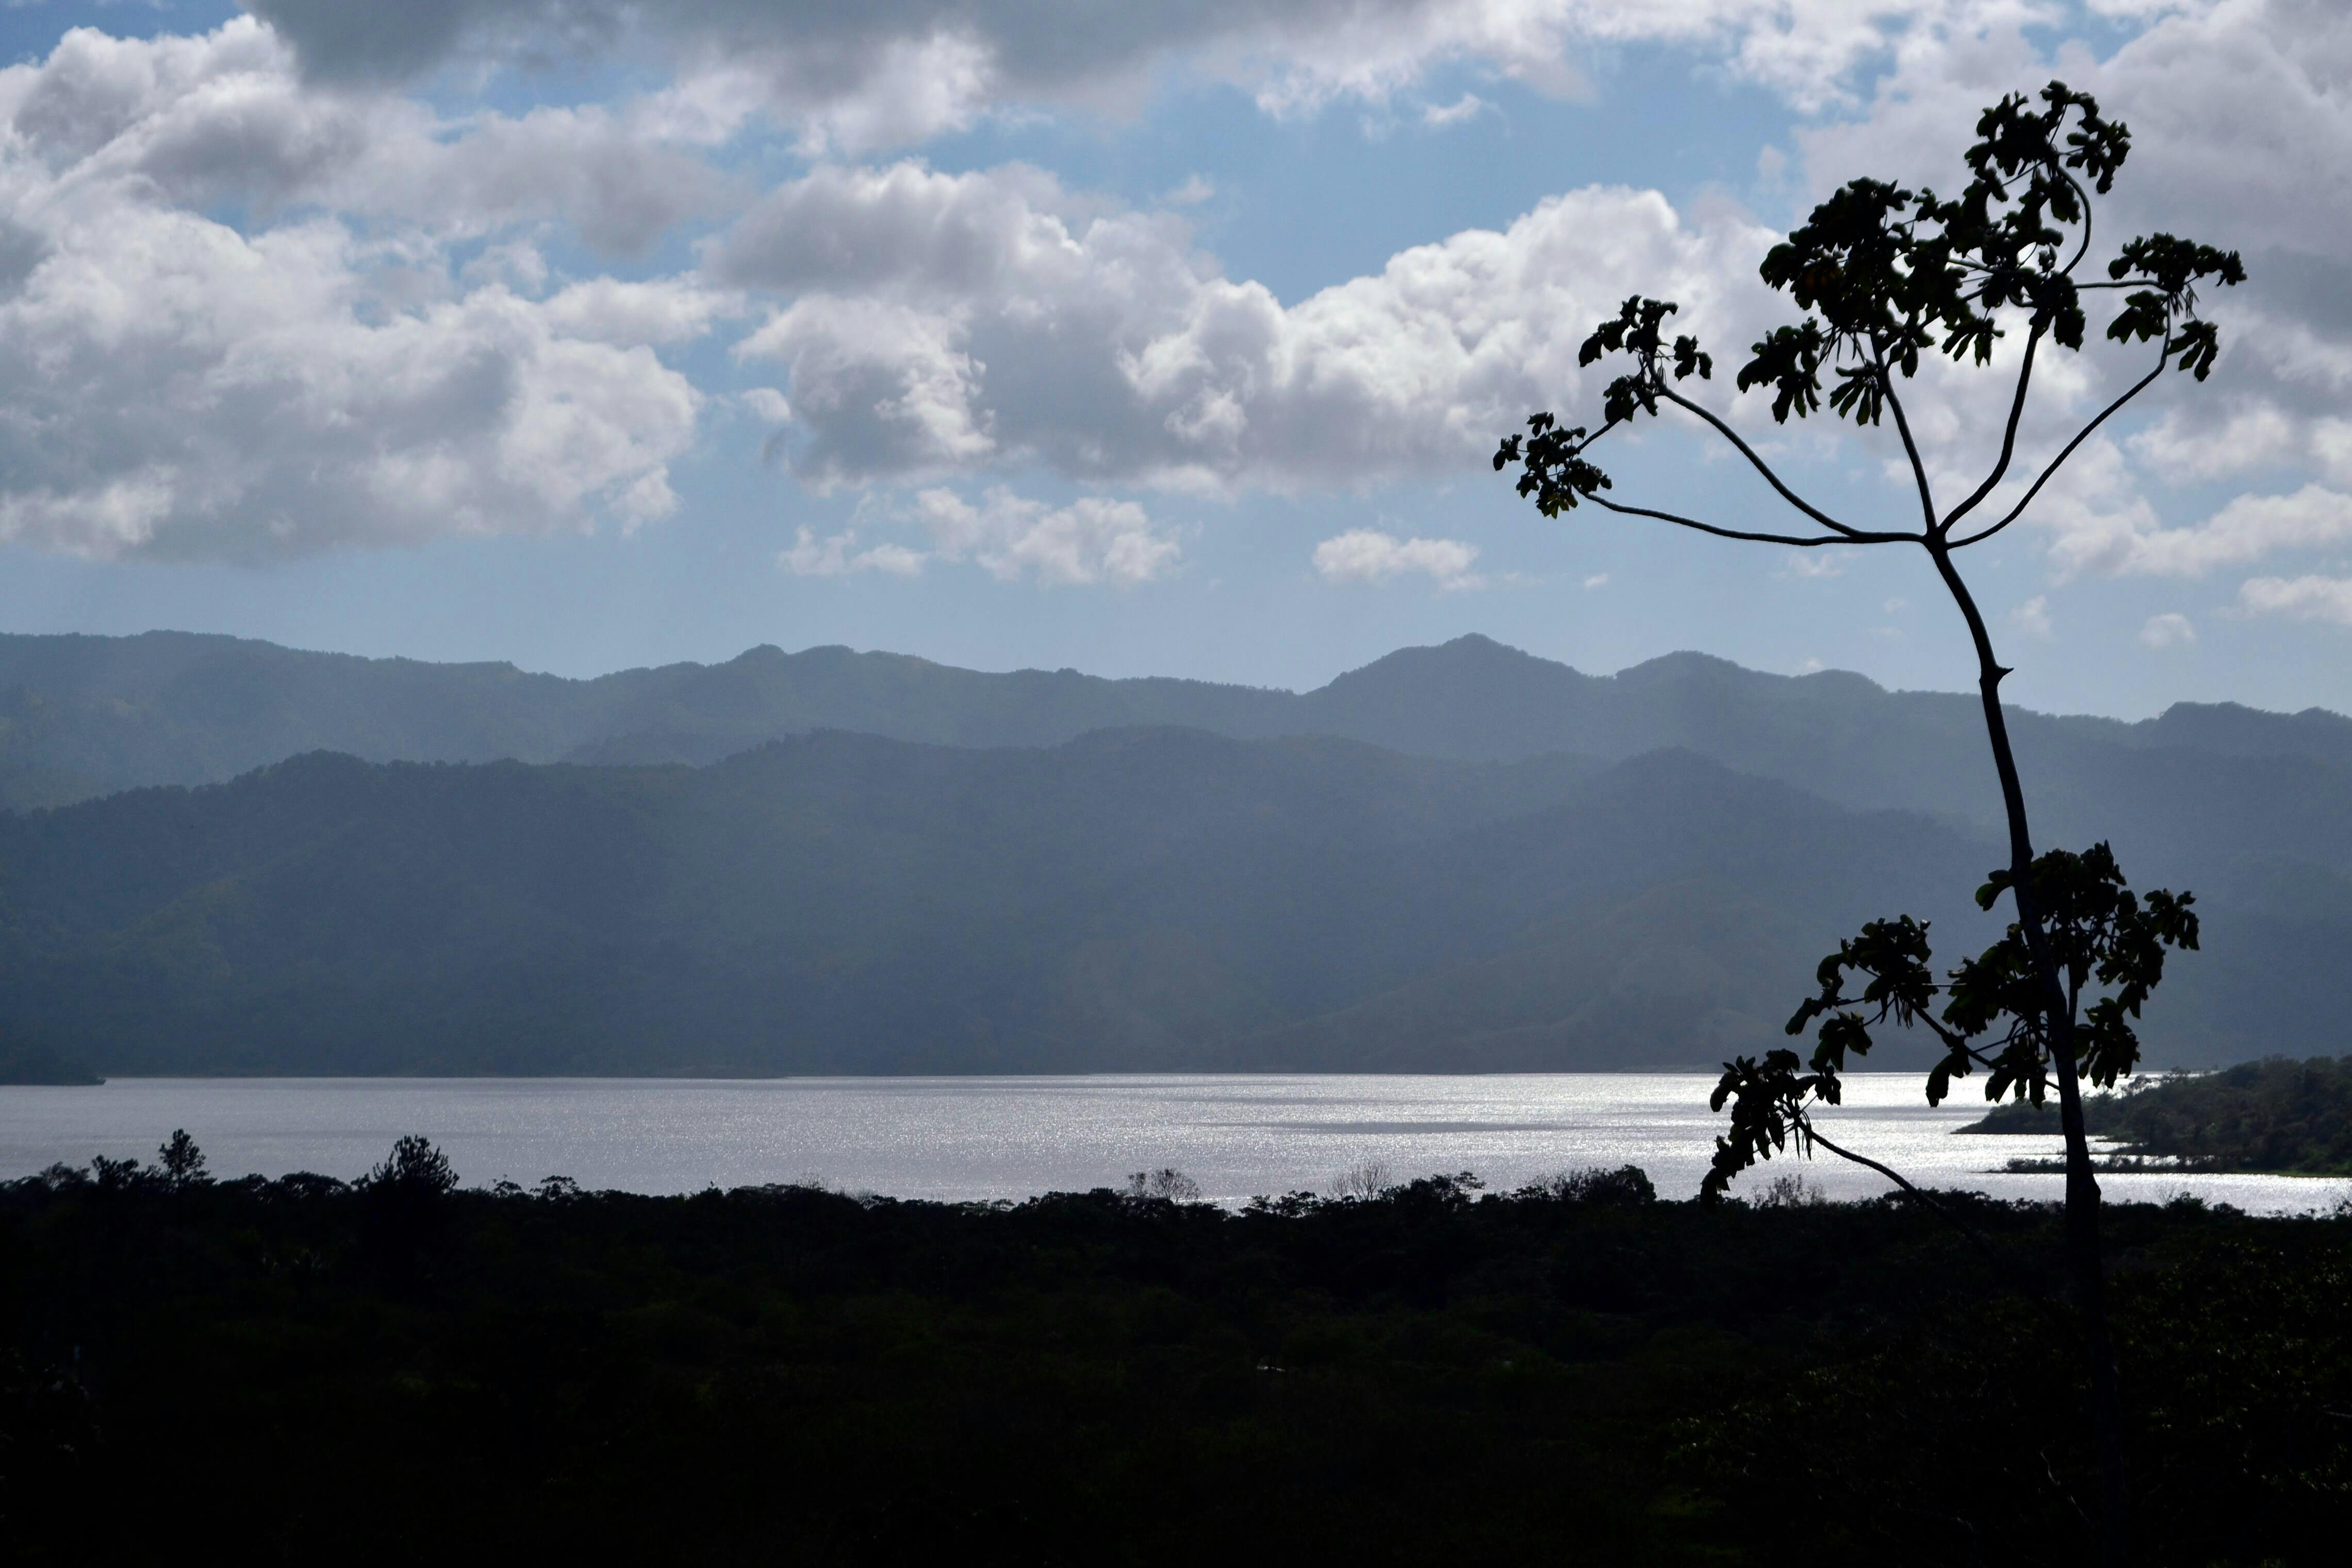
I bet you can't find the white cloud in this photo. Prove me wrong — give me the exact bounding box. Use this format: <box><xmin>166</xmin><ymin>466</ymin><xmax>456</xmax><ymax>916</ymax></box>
<box><xmin>1313</xmin><ymin>528</ymin><xmax>1483</xmax><ymax>589</ymax></box>
<box><xmin>1422</xmin><ymin>92</ymin><xmax>1490</xmax><ymax>127</ymax></box>
<box><xmin>1583</xmin><ymin>572</ymin><xmax>1609</xmax><ymax>589</ymax></box>
<box><xmin>2037</xmin><ymin>468</ymin><xmax>2352</xmax><ymax>580</ymax></box>
<box><xmin>0</xmin><ymin>22</ymin><xmax>711</xmax><ymax>561</ymax></box>
<box><xmin>738</xmin><ymin>387</ymin><xmax>793</xmax><ymax>423</ymax></box>
<box><xmin>781</xmin><ymin>526</ymin><xmax>927</xmax><ymax>577</ymax></box>
<box><xmin>2238</xmin><ymin>574</ymin><xmax>2352</xmax><ymax>625</ymax></box>
<box><xmin>911</xmin><ymin>488</ymin><xmax>1180</xmax><ymax>585</ymax></box>
<box><xmin>2140</xmin><ymin>612</ymin><xmax>2197</xmax><ymax>647</ymax></box>
<box><xmin>2009</xmin><ymin>596</ymin><xmax>2053</xmax><ymax>639</ymax></box>
<box><xmin>244</xmin><ymin>1</ymin><xmax>1991</xmax><ymax>151</ymax></box>
<box><xmin>1791</xmin><ymin>0</ymin><xmax>2352</xmax><ymax>587</ymax></box>
<box><xmin>0</xmin><ymin>209</ymin><xmax>701</xmax><ymax>559</ymax></box>
<box><xmin>788</xmin><ymin>488</ymin><xmax>1185</xmax><ymax>584</ymax></box>
<box><xmin>721</xmin><ymin>160</ymin><xmax>1780</xmax><ymax>492</ymax></box>
<box><xmin>0</xmin><ymin>22</ymin><xmax>731</xmax><ymax>251</ymax></box>
<box><xmin>13</xmin><ymin>0</ymin><xmax>2352</xmax><ymax>591</ymax></box>
<box><xmin>539</xmin><ymin>278</ymin><xmax>742</xmax><ymax>346</ymax></box>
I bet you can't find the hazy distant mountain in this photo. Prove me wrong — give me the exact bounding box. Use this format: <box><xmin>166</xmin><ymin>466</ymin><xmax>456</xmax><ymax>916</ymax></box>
<box><xmin>4</xmin><ymin>629</ymin><xmax>2347</xmax><ymax>1078</ymax></box>
<box><xmin>0</xmin><ymin>722</ymin><xmax>2334</xmax><ymax>1078</ymax></box>
<box><xmin>0</xmin><ymin>632</ymin><xmax>1296</xmax><ymax>805</ymax></box>
<box><xmin>7</xmin><ymin>630</ymin><xmax>2352</xmax><ymax>843</ymax></box>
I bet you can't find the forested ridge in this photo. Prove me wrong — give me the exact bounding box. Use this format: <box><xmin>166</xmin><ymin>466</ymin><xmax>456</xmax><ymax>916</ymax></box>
<box><xmin>1967</xmin><ymin>1057</ymin><xmax>2352</xmax><ymax>1174</ymax></box>
<box><xmin>6</xmin><ymin>630</ymin><xmax>2352</xmax><ymax>1077</ymax></box>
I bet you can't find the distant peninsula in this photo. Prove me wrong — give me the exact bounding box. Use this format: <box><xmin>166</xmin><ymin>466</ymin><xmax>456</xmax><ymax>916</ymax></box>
<box><xmin>0</xmin><ymin>1042</ymin><xmax>102</xmax><ymax>1085</ymax></box>
<box><xmin>1959</xmin><ymin>1057</ymin><xmax>2352</xmax><ymax>1176</ymax></box>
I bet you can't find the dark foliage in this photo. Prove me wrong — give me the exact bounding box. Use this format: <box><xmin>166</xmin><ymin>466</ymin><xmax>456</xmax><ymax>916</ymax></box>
<box><xmin>1967</xmin><ymin>1056</ymin><xmax>2352</xmax><ymax>1174</ymax></box>
<box><xmin>0</xmin><ymin>1140</ymin><xmax>2343</xmax><ymax>1565</ymax></box>
<box><xmin>1707</xmin><ymin>843</ymin><xmax>2197</xmax><ymax>1199</ymax></box>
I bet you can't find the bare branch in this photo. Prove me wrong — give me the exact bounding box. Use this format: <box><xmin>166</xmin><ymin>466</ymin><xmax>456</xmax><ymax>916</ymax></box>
<box><xmin>1940</xmin><ymin>325</ymin><xmax>2045</xmax><ymax>535</ymax></box>
<box><xmin>1654</xmin><ymin>384</ymin><xmax>1870</xmax><ymax>538</ymax></box>
<box><xmin>2063</xmin><ymin>171</ymin><xmax>2094</xmax><ymax>277</ymax></box>
<box><xmin>1949</xmin><ymin>353</ymin><xmax>2168</xmax><ymax>549</ymax></box>
<box><xmin>1588</xmin><ymin>495</ymin><xmax>1918</xmax><ymax>549</ymax></box>
<box><xmin>1806</xmin><ymin>1123</ymin><xmax>1939</xmax><ymax>1200</ymax></box>
<box><xmin>1876</xmin><ymin>362</ymin><xmax>1942</xmax><ymax>534</ymax></box>
<box><xmin>1807</xmin><ymin>1124</ymin><xmax>2065</xmax><ymax>1328</ymax></box>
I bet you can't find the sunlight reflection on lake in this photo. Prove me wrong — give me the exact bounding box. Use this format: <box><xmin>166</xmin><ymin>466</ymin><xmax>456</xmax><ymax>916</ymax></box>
<box><xmin>2</xmin><ymin>1074</ymin><xmax>2342</xmax><ymax>1213</ymax></box>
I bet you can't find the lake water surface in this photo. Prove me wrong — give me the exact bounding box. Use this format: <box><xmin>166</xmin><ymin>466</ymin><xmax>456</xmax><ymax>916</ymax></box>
<box><xmin>3</xmin><ymin>1074</ymin><xmax>2343</xmax><ymax>1213</ymax></box>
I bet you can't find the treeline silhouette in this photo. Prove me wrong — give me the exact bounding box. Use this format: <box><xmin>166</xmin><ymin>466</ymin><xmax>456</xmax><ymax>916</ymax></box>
<box><xmin>2</xmin><ymin>1135</ymin><xmax>2343</xmax><ymax>1564</ymax></box>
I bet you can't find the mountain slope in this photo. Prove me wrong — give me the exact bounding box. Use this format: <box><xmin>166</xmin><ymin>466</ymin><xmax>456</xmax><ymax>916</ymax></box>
<box><xmin>0</xmin><ymin>735</ymin><xmax>2036</xmax><ymax>1076</ymax></box>
<box><xmin>7</xmin><ymin>631</ymin><xmax>2352</xmax><ymax>852</ymax></box>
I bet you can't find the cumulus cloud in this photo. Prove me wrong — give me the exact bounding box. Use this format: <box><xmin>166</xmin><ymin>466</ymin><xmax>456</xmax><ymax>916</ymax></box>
<box><xmin>697</xmin><ymin>4</ymin><xmax>2352</xmax><ymax>583</ymax></box>
<box><xmin>1422</xmin><ymin>92</ymin><xmax>1491</xmax><ymax>127</ymax></box>
<box><xmin>2140</xmin><ymin>612</ymin><xmax>2196</xmax><ymax>647</ymax></box>
<box><xmin>2</xmin><ymin>22</ymin><xmax>731</xmax><ymax>250</ymax></box>
<box><xmin>0</xmin><ymin>22</ymin><xmax>712</xmax><ymax>560</ymax></box>
<box><xmin>244</xmin><ymin>1</ymin><xmax>1990</xmax><ymax>150</ymax></box>
<box><xmin>914</xmin><ymin>488</ymin><xmax>1181</xmax><ymax>584</ymax></box>
<box><xmin>2009</xmin><ymin>596</ymin><xmax>2053</xmax><ymax>639</ymax></box>
<box><xmin>2034</xmin><ymin>456</ymin><xmax>2352</xmax><ymax>579</ymax></box>
<box><xmin>1791</xmin><ymin>1</ymin><xmax>2352</xmax><ymax>583</ymax></box>
<box><xmin>723</xmin><ymin>159</ymin><xmax>1780</xmax><ymax>492</ymax></box>
<box><xmin>2238</xmin><ymin>574</ymin><xmax>2352</xmax><ymax>625</ymax></box>
<box><xmin>781</xmin><ymin>526</ymin><xmax>926</xmax><ymax>577</ymax></box>
<box><xmin>14</xmin><ymin>0</ymin><xmax>2352</xmax><ymax>591</ymax></box>
<box><xmin>785</xmin><ymin>487</ymin><xmax>1182</xmax><ymax>585</ymax></box>
<box><xmin>1313</xmin><ymin>528</ymin><xmax>1483</xmax><ymax>588</ymax></box>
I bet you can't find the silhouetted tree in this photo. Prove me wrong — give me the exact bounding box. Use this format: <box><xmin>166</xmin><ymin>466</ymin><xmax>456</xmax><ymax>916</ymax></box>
<box><xmin>360</xmin><ymin>1134</ymin><xmax>458</xmax><ymax>1288</ymax></box>
<box><xmin>366</xmin><ymin>1134</ymin><xmax>457</xmax><ymax>1198</ymax></box>
<box><xmin>156</xmin><ymin>1130</ymin><xmax>207</xmax><ymax>1187</ymax></box>
<box><xmin>1496</xmin><ymin>82</ymin><xmax>2241</xmax><ymax>1562</ymax></box>
<box><xmin>87</xmin><ymin>1154</ymin><xmax>144</xmax><ymax>1192</ymax></box>
<box><xmin>1518</xmin><ymin>1165</ymin><xmax>1657</xmax><ymax>1207</ymax></box>
<box><xmin>1124</xmin><ymin>1167</ymin><xmax>1203</xmax><ymax>1203</ymax></box>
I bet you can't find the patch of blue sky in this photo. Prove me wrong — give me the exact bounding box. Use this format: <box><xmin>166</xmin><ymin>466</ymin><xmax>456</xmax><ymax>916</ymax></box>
<box><xmin>920</xmin><ymin>49</ymin><xmax>1808</xmax><ymax>306</ymax></box>
<box><xmin>0</xmin><ymin>2</ymin><xmax>239</xmax><ymax>62</ymax></box>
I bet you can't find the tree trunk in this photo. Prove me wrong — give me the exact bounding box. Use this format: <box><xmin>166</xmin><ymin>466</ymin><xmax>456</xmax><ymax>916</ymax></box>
<box><xmin>1928</xmin><ymin>541</ymin><xmax>2128</xmax><ymax>1565</ymax></box>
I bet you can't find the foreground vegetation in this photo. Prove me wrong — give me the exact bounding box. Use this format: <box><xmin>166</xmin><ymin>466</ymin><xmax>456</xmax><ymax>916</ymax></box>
<box><xmin>2</xmin><ymin>1144</ymin><xmax>2345</xmax><ymax>1564</ymax></box>
<box><xmin>1965</xmin><ymin>1055</ymin><xmax>2352</xmax><ymax>1174</ymax></box>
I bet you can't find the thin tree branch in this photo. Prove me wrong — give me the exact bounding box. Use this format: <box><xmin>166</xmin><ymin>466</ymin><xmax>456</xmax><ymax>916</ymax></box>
<box><xmin>1654</xmin><ymin>383</ymin><xmax>1870</xmax><ymax>538</ymax></box>
<box><xmin>2063</xmin><ymin>171</ymin><xmax>2094</xmax><ymax>277</ymax></box>
<box><xmin>1948</xmin><ymin>354</ymin><xmax>2168</xmax><ymax>550</ymax></box>
<box><xmin>1804</xmin><ymin>1123</ymin><xmax>2068</xmax><ymax>1335</ymax></box>
<box><xmin>1587</xmin><ymin>496</ymin><xmax>1917</xmax><ymax>548</ymax></box>
<box><xmin>1940</xmin><ymin>324</ymin><xmax>2045</xmax><ymax>535</ymax></box>
<box><xmin>1877</xmin><ymin>359</ymin><xmax>1942</xmax><ymax>535</ymax></box>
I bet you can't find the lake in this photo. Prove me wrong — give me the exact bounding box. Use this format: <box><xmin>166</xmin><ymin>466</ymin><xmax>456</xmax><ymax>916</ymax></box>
<box><xmin>3</xmin><ymin>1073</ymin><xmax>2344</xmax><ymax>1213</ymax></box>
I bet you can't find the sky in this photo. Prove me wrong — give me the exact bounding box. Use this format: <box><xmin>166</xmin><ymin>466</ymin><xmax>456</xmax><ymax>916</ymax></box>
<box><xmin>1</xmin><ymin>1</ymin><xmax>2348</xmax><ymax>719</ymax></box>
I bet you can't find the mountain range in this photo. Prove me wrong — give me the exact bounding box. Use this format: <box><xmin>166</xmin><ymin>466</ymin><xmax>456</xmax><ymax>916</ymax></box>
<box><xmin>1</xmin><ymin>630</ymin><xmax>2345</xmax><ymax>1077</ymax></box>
